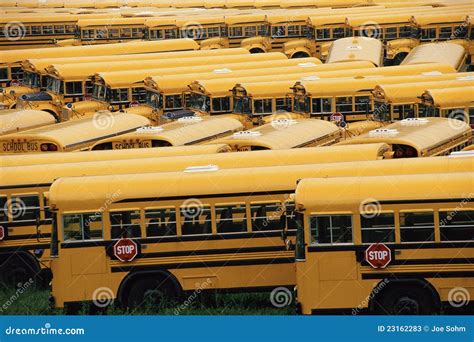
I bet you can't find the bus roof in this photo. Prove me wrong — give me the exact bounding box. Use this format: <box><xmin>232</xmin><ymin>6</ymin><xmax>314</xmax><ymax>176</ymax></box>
<box><xmin>345</xmin><ymin>13</ymin><xmax>415</xmax><ymax>27</ymax></box>
<box><xmin>337</xmin><ymin>117</ymin><xmax>472</xmax><ymax>156</ymax></box>
<box><xmin>411</xmin><ymin>12</ymin><xmax>471</xmax><ymax>26</ymax></box>
<box><xmin>224</xmin><ymin>13</ymin><xmax>267</xmax><ymax>25</ymax></box>
<box><xmin>91</xmin><ymin>116</ymin><xmax>243</xmax><ymax>149</ymax></box>
<box><xmin>0</xmin><ymin>39</ymin><xmax>199</xmax><ymax>65</ymax></box>
<box><xmin>232</xmin><ymin>80</ymin><xmax>294</xmax><ymax>97</ymax></box>
<box><xmin>0</xmin><ymin>112</ymin><xmax>150</xmax><ymax>152</ymax></box>
<box><xmin>48</xmin><ymin>156</ymin><xmax>473</xmax><ymax>211</ymax></box>
<box><xmin>76</xmin><ymin>17</ymin><xmax>149</xmax><ymax>27</ymax></box>
<box><xmin>1</xmin><ymin>143</ymin><xmax>392</xmax><ymax>188</ymax></box>
<box><xmin>0</xmin><ymin>144</ymin><xmax>231</xmax><ymax>167</ymax></box>
<box><xmin>212</xmin><ymin>119</ymin><xmax>340</xmax><ymax>150</ymax></box>
<box><xmin>0</xmin><ymin>110</ymin><xmax>56</xmax><ymax>135</ymax></box>
<box><xmin>295</xmin><ymin>173</ymin><xmax>469</xmax><ymax>211</ymax></box>
<box><xmin>401</xmin><ymin>42</ymin><xmax>467</xmax><ymax>70</ymax></box>
<box><xmin>373</xmin><ymin>76</ymin><xmax>474</xmax><ymax>103</ymax></box>
<box><xmin>326</xmin><ymin>37</ymin><xmax>383</xmax><ymax>67</ymax></box>
<box><xmin>420</xmin><ymin>86</ymin><xmax>474</xmax><ymax>107</ymax></box>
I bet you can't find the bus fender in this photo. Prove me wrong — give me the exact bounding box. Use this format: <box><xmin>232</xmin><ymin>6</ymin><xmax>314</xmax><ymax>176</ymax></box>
<box><xmin>117</xmin><ymin>270</ymin><xmax>183</xmax><ymax>305</ymax></box>
<box><xmin>368</xmin><ymin>278</ymin><xmax>441</xmax><ymax>313</ymax></box>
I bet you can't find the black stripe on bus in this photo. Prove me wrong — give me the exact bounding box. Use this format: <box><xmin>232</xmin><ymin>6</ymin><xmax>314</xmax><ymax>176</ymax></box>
<box><xmin>0</xmin><ymin>183</ymin><xmax>52</xmax><ymax>190</ymax></box>
<box><xmin>60</xmin><ymin>230</ymin><xmax>296</xmax><ymax>249</ymax></box>
<box><xmin>111</xmin><ymin>257</ymin><xmax>294</xmax><ymax>273</ymax></box>
<box><xmin>0</xmin><ymin>244</ymin><xmax>50</xmax><ymax>252</ymax></box>
<box><xmin>362</xmin><ymin>271</ymin><xmax>474</xmax><ymax>280</ymax></box>
<box><xmin>2</xmin><ymin>233</ymin><xmax>51</xmax><ymax>241</ymax></box>
<box><xmin>307</xmin><ymin>241</ymin><xmax>474</xmax><ymax>252</ymax></box>
<box><xmin>115</xmin><ymin>189</ymin><xmax>292</xmax><ymax>203</ymax></box>
<box><xmin>4</xmin><ymin>220</ymin><xmax>52</xmax><ymax>228</ymax></box>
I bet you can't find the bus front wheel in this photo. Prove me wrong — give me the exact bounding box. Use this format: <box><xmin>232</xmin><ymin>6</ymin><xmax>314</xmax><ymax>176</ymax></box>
<box><xmin>376</xmin><ymin>285</ymin><xmax>435</xmax><ymax>315</ymax></box>
<box><xmin>126</xmin><ymin>276</ymin><xmax>179</xmax><ymax>309</ymax></box>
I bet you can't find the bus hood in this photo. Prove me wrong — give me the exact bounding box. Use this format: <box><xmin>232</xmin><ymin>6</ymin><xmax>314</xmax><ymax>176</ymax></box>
<box><xmin>20</xmin><ymin>92</ymin><xmax>52</xmax><ymax>102</ymax></box>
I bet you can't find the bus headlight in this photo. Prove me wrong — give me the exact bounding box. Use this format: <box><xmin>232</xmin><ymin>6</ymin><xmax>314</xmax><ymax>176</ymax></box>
<box><xmin>66</xmin><ymin>103</ymin><xmax>73</xmax><ymax>109</ymax></box>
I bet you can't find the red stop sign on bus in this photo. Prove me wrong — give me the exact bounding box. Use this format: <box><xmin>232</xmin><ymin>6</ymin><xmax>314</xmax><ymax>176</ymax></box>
<box><xmin>0</xmin><ymin>226</ymin><xmax>4</xmax><ymax>240</ymax></box>
<box><xmin>330</xmin><ymin>112</ymin><xmax>343</xmax><ymax>123</ymax></box>
<box><xmin>365</xmin><ymin>243</ymin><xmax>391</xmax><ymax>269</ymax></box>
<box><xmin>113</xmin><ymin>238</ymin><xmax>138</xmax><ymax>262</ymax></box>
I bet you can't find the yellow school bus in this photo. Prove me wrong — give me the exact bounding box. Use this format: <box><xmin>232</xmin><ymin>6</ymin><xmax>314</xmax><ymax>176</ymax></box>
<box><xmin>76</xmin><ymin>17</ymin><xmax>148</xmax><ymax>44</ymax></box>
<box><xmin>325</xmin><ymin>37</ymin><xmax>383</xmax><ymax>67</ymax></box>
<box><xmin>0</xmin><ymin>143</ymin><xmax>390</xmax><ymax>285</ymax></box>
<box><xmin>294</xmin><ymin>172</ymin><xmax>473</xmax><ymax>315</ymax></box>
<box><xmin>401</xmin><ymin>42</ymin><xmax>468</xmax><ymax>71</ymax></box>
<box><xmin>337</xmin><ymin>117</ymin><xmax>472</xmax><ymax>157</ymax></box>
<box><xmin>0</xmin><ymin>144</ymin><xmax>232</xmax><ymax>167</ymax></box>
<box><xmin>0</xmin><ymin>112</ymin><xmax>150</xmax><ymax>154</ymax></box>
<box><xmin>419</xmin><ymin>86</ymin><xmax>474</xmax><ymax>127</ymax></box>
<box><xmin>0</xmin><ymin>39</ymin><xmax>199</xmax><ymax>86</ymax></box>
<box><xmin>63</xmin><ymin>52</ymin><xmax>286</xmax><ymax>118</ymax></box>
<box><xmin>90</xmin><ymin>116</ymin><xmax>243</xmax><ymax>150</ymax></box>
<box><xmin>291</xmin><ymin>69</ymin><xmax>461</xmax><ymax>122</ymax></box>
<box><xmin>0</xmin><ymin>110</ymin><xmax>56</xmax><ymax>135</ymax></box>
<box><xmin>47</xmin><ymin>155</ymin><xmax>474</xmax><ymax>309</ymax></box>
<box><xmin>372</xmin><ymin>75</ymin><xmax>474</xmax><ymax>122</ymax></box>
<box><xmin>212</xmin><ymin>119</ymin><xmax>342</xmax><ymax>151</ymax></box>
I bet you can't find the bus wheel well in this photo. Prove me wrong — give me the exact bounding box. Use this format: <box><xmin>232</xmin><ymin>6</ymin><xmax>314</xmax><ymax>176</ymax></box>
<box><xmin>249</xmin><ymin>47</ymin><xmax>265</xmax><ymax>54</ymax></box>
<box><xmin>0</xmin><ymin>251</ymin><xmax>41</xmax><ymax>286</ymax></box>
<box><xmin>369</xmin><ymin>278</ymin><xmax>440</xmax><ymax>315</ymax></box>
<box><xmin>117</xmin><ymin>270</ymin><xmax>182</xmax><ymax>308</ymax></box>
<box><xmin>291</xmin><ymin>51</ymin><xmax>310</xmax><ymax>59</ymax></box>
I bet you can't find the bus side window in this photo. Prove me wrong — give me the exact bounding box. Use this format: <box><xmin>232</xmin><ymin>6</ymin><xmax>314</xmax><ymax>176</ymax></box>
<box><xmin>250</xmin><ymin>202</ymin><xmax>283</xmax><ymax>231</ymax></box>
<box><xmin>110</xmin><ymin>210</ymin><xmax>141</xmax><ymax>239</ymax></box>
<box><xmin>439</xmin><ymin>210</ymin><xmax>474</xmax><ymax>241</ymax></box>
<box><xmin>360</xmin><ymin>213</ymin><xmax>395</xmax><ymax>243</ymax></box>
<box><xmin>63</xmin><ymin>213</ymin><xmax>103</xmax><ymax>241</ymax></box>
<box><xmin>11</xmin><ymin>195</ymin><xmax>40</xmax><ymax>222</ymax></box>
<box><xmin>145</xmin><ymin>208</ymin><xmax>177</xmax><ymax>237</ymax></box>
<box><xmin>399</xmin><ymin>211</ymin><xmax>435</xmax><ymax>242</ymax></box>
<box><xmin>469</xmin><ymin>108</ymin><xmax>474</xmax><ymax>125</ymax></box>
<box><xmin>310</xmin><ymin>215</ymin><xmax>353</xmax><ymax>244</ymax></box>
<box><xmin>0</xmin><ymin>196</ymin><xmax>7</xmax><ymax>223</ymax></box>
<box><xmin>180</xmin><ymin>205</ymin><xmax>212</xmax><ymax>235</ymax></box>
<box><xmin>215</xmin><ymin>203</ymin><xmax>247</xmax><ymax>234</ymax></box>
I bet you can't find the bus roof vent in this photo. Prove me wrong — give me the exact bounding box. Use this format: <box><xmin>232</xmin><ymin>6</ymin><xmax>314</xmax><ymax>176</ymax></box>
<box><xmin>369</xmin><ymin>128</ymin><xmax>399</xmax><ymax>137</ymax></box>
<box><xmin>456</xmin><ymin>75</ymin><xmax>474</xmax><ymax>81</ymax></box>
<box><xmin>421</xmin><ymin>71</ymin><xmax>443</xmax><ymax>76</ymax></box>
<box><xmin>400</xmin><ymin>118</ymin><xmax>429</xmax><ymax>126</ymax></box>
<box><xmin>271</xmin><ymin>119</ymin><xmax>298</xmax><ymax>128</ymax></box>
<box><xmin>184</xmin><ymin>165</ymin><xmax>219</xmax><ymax>173</ymax></box>
<box><xmin>177</xmin><ymin>116</ymin><xmax>203</xmax><ymax>123</ymax></box>
<box><xmin>449</xmin><ymin>151</ymin><xmax>474</xmax><ymax>158</ymax></box>
<box><xmin>346</xmin><ymin>45</ymin><xmax>362</xmax><ymax>51</ymax></box>
<box><xmin>297</xmin><ymin>62</ymin><xmax>318</xmax><ymax>68</ymax></box>
<box><xmin>213</xmin><ymin>68</ymin><xmax>232</xmax><ymax>74</ymax></box>
<box><xmin>301</xmin><ymin>76</ymin><xmax>320</xmax><ymax>81</ymax></box>
<box><xmin>233</xmin><ymin>131</ymin><xmax>262</xmax><ymax>138</ymax></box>
<box><xmin>136</xmin><ymin>126</ymin><xmax>164</xmax><ymax>133</ymax></box>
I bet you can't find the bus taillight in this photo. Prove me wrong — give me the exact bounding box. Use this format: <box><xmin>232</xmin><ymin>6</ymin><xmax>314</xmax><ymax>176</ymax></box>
<box><xmin>40</xmin><ymin>143</ymin><xmax>58</xmax><ymax>152</ymax></box>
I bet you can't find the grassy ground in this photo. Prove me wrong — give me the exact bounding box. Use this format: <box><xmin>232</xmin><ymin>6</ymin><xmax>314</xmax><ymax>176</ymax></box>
<box><xmin>0</xmin><ymin>288</ymin><xmax>295</xmax><ymax>315</ymax></box>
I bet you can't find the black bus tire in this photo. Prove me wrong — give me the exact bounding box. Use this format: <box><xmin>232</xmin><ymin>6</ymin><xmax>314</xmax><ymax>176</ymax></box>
<box><xmin>126</xmin><ymin>276</ymin><xmax>177</xmax><ymax>309</ymax></box>
<box><xmin>377</xmin><ymin>285</ymin><xmax>435</xmax><ymax>315</ymax></box>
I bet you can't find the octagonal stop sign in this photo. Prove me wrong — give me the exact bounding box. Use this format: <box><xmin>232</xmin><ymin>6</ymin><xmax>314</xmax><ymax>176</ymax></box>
<box><xmin>365</xmin><ymin>243</ymin><xmax>391</xmax><ymax>269</ymax></box>
<box><xmin>113</xmin><ymin>238</ymin><xmax>138</xmax><ymax>262</ymax></box>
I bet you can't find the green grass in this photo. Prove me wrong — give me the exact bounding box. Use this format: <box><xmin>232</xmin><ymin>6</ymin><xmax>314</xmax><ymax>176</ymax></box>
<box><xmin>0</xmin><ymin>288</ymin><xmax>295</xmax><ymax>315</ymax></box>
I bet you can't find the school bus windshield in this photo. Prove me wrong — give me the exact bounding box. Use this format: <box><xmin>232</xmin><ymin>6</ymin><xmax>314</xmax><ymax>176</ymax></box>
<box><xmin>187</xmin><ymin>92</ymin><xmax>210</xmax><ymax>112</ymax></box>
<box><xmin>23</xmin><ymin>71</ymin><xmax>41</xmax><ymax>88</ymax></box>
<box><xmin>145</xmin><ymin>90</ymin><xmax>162</xmax><ymax>110</ymax></box>
<box><xmin>92</xmin><ymin>84</ymin><xmax>107</xmax><ymax>101</ymax></box>
<box><xmin>45</xmin><ymin>76</ymin><xmax>63</xmax><ymax>94</ymax></box>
